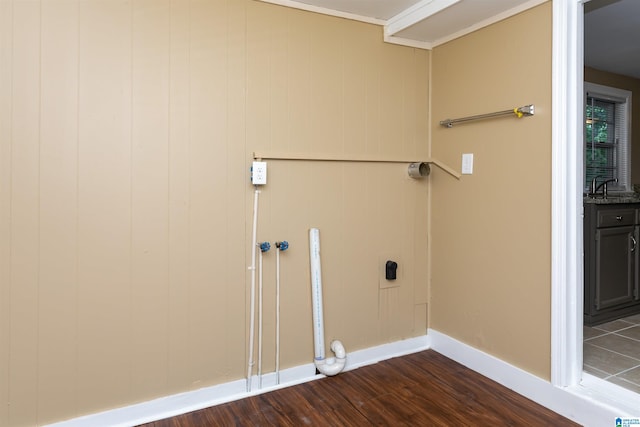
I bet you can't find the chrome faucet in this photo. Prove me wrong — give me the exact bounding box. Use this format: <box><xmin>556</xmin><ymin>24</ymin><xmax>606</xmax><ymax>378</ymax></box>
<box><xmin>591</xmin><ymin>177</ymin><xmax>618</xmax><ymax>198</ymax></box>
<box><xmin>589</xmin><ymin>176</ymin><xmax>601</xmax><ymax>197</ymax></box>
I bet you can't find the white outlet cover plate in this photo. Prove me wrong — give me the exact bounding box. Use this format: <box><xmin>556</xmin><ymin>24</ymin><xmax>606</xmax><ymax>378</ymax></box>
<box><xmin>461</xmin><ymin>153</ymin><xmax>473</xmax><ymax>175</ymax></box>
<box><xmin>252</xmin><ymin>161</ymin><xmax>267</xmax><ymax>185</ymax></box>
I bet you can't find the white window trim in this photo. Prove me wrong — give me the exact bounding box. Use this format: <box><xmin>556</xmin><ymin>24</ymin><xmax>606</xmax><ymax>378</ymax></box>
<box><xmin>584</xmin><ymin>81</ymin><xmax>632</xmax><ymax>193</ymax></box>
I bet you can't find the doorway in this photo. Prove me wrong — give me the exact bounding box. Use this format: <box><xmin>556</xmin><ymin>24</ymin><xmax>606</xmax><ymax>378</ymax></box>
<box><xmin>581</xmin><ymin>0</ymin><xmax>640</xmax><ymax>393</ymax></box>
<box><xmin>552</xmin><ymin>0</ymin><xmax>640</xmax><ymax>410</ymax></box>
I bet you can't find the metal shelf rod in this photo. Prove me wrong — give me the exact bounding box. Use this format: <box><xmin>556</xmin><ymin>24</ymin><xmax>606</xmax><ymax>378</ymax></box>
<box><xmin>440</xmin><ymin>104</ymin><xmax>534</xmax><ymax>128</ymax></box>
<box><xmin>252</xmin><ymin>151</ymin><xmax>461</xmax><ymax>179</ymax></box>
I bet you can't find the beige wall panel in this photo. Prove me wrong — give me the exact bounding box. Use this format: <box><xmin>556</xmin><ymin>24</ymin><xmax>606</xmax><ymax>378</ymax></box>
<box><xmin>407</xmin><ymin>51</ymin><xmax>429</xmax><ymax>308</ymax></box>
<box><xmin>9</xmin><ymin>2</ymin><xmax>40</xmax><ymax>425</ymax></box>
<box><xmin>309</xmin><ymin>19</ymin><xmax>343</xmax><ymax>153</ymax></box>
<box><xmin>130</xmin><ymin>0</ymin><xmax>171</xmax><ymax>399</ymax></box>
<box><xmin>379</xmin><ymin>47</ymin><xmax>409</xmax><ymax>158</ymax></box>
<box><xmin>342</xmin><ymin>25</ymin><xmax>370</xmax><ymax>156</ymax></box>
<box><xmin>265</xmin><ymin>161</ymin><xmax>314</xmax><ymax>368</ymax></box>
<box><xmin>186</xmin><ymin>0</ymin><xmax>224</xmax><ymax>386</ymax></box>
<box><xmin>187</xmin><ymin>0</ymin><xmax>243</xmax><ymax>385</ymax></box>
<box><xmin>412</xmin><ymin>175</ymin><xmax>429</xmax><ymax>304</ymax></box>
<box><xmin>166</xmin><ymin>0</ymin><xmax>191</xmax><ymax>393</ymax></box>
<box><xmin>414</xmin><ymin>302</ymin><xmax>428</xmax><ymax>335</ymax></box>
<box><xmin>375</xmin><ymin>166</ymin><xmax>419</xmax><ymax>340</ymax></box>
<box><xmin>430</xmin><ymin>3</ymin><xmax>552</xmax><ymax>379</ymax></box>
<box><xmin>584</xmin><ymin>67</ymin><xmax>640</xmax><ymax>186</ymax></box>
<box><xmin>0</xmin><ymin>2</ymin><xmax>12</xmax><ymax>425</ymax></box>
<box><xmin>379</xmin><ymin>287</ymin><xmax>402</xmax><ymax>339</ymax></box>
<box><xmin>245</xmin><ymin>0</ymin><xmax>273</xmax><ymax>370</ymax></box>
<box><xmin>339</xmin><ymin>164</ymin><xmax>380</xmax><ymax>347</ymax></box>
<box><xmin>257</xmin><ymin>4</ymin><xmax>288</xmax><ymax>153</ymax></box>
<box><xmin>77</xmin><ymin>0</ymin><xmax>133</xmax><ymax>414</ymax></box>
<box><xmin>245</xmin><ymin>3</ymin><xmax>281</xmax><ymax>371</ymax></box>
<box><xmin>224</xmin><ymin>0</ymin><xmax>249</xmax><ymax>382</ymax></box>
<box><xmin>281</xmin><ymin>10</ymin><xmax>313</xmax><ymax>153</ymax></box>
<box><xmin>305</xmin><ymin>163</ymin><xmax>344</xmax><ymax>346</ymax></box>
<box><xmin>37</xmin><ymin>1</ymin><xmax>80</xmax><ymax>424</ymax></box>
<box><xmin>1</xmin><ymin>0</ymin><xmax>431</xmax><ymax>423</ymax></box>
<box><xmin>364</xmin><ymin>44</ymin><xmax>383</xmax><ymax>155</ymax></box>
<box><xmin>412</xmin><ymin>50</ymin><xmax>430</xmax><ymax>157</ymax></box>
<box><xmin>246</xmin><ymin>1</ymin><xmax>278</xmax><ymax>155</ymax></box>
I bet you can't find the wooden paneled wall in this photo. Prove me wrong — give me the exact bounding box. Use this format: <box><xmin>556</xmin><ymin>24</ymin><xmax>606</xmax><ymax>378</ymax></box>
<box><xmin>0</xmin><ymin>1</ymin><xmax>430</xmax><ymax>425</ymax></box>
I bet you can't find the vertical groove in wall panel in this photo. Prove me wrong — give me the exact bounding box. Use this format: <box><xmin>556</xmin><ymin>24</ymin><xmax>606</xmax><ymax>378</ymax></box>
<box><xmin>0</xmin><ymin>1</ymin><xmax>12</xmax><ymax>425</ymax></box>
<box><xmin>167</xmin><ymin>0</ymin><xmax>191</xmax><ymax>393</ymax></box>
<box><xmin>285</xmin><ymin>9</ymin><xmax>312</xmax><ymax>154</ymax></box>
<box><xmin>403</xmin><ymin>50</ymin><xmax>418</xmax><ymax>156</ymax></box>
<box><xmin>364</xmin><ymin>34</ymin><xmax>381</xmax><ymax>156</ymax></box>
<box><xmin>400</xmin><ymin>170</ymin><xmax>418</xmax><ymax>338</ymax></box>
<box><xmin>131</xmin><ymin>0</ymin><xmax>171</xmax><ymax>400</ymax></box>
<box><xmin>379</xmin><ymin>46</ymin><xmax>406</xmax><ymax>158</ymax></box>
<box><xmin>401</xmin><ymin>51</ymin><xmax>422</xmax><ymax>339</ymax></box>
<box><xmin>414</xmin><ymin>303</ymin><xmax>428</xmax><ymax>335</ymax></box>
<box><xmin>309</xmin><ymin>16</ymin><xmax>342</xmax><ymax>153</ymax></box>
<box><xmin>342</xmin><ymin>21</ymin><xmax>370</xmax><ymax>156</ymax></box>
<box><xmin>187</xmin><ymin>0</ymin><xmax>229</xmax><ymax>384</ymax></box>
<box><xmin>267</xmin><ymin>7</ymin><xmax>288</xmax><ymax>156</ymax></box>
<box><xmin>246</xmin><ymin>1</ymin><xmax>272</xmax><ymax>154</ymax></box>
<box><xmin>9</xmin><ymin>1</ymin><xmax>41</xmax><ymax>425</ymax></box>
<box><xmin>37</xmin><ymin>0</ymin><xmax>80</xmax><ymax>423</ymax></box>
<box><xmin>341</xmin><ymin>163</ymin><xmax>379</xmax><ymax>348</ymax></box>
<box><xmin>413</xmin><ymin>176</ymin><xmax>429</xmax><ymax>307</ymax></box>
<box><xmin>413</xmin><ymin>50</ymin><xmax>429</xmax><ymax>308</ymax></box>
<box><xmin>225</xmin><ymin>0</ymin><xmax>247</xmax><ymax>378</ymax></box>
<box><xmin>77</xmin><ymin>0</ymin><xmax>133</xmax><ymax>414</ymax></box>
<box><xmin>260</xmin><ymin>2</ymin><xmax>289</xmax><ymax>372</ymax></box>
<box><xmin>244</xmin><ymin>0</ymin><xmax>273</xmax><ymax>376</ymax></box>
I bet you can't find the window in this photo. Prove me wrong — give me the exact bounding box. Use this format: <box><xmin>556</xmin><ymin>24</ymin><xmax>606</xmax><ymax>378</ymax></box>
<box><xmin>584</xmin><ymin>82</ymin><xmax>632</xmax><ymax>193</ymax></box>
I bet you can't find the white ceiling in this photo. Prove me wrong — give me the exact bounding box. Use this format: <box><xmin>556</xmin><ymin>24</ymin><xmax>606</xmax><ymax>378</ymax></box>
<box><xmin>288</xmin><ymin>0</ymin><xmax>420</xmax><ymax>20</ymax></box>
<box><xmin>585</xmin><ymin>0</ymin><xmax>640</xmax><ymax>79</ymax></box>
<box><xmin>261</xmin><ymin>0</ymin><xmax>544</xmax><ymax>48</ymax></box>
<box><xmin>262</xmin><ymin>0</ymin><xmax>640</xmax><ymax>80</ymax></box>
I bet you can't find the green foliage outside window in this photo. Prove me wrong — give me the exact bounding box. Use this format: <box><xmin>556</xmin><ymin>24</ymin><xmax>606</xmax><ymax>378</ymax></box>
<box><xmin>585</xmin><ymin>101</ymin><xmax>615</xmax><ymax>188</ymax></box>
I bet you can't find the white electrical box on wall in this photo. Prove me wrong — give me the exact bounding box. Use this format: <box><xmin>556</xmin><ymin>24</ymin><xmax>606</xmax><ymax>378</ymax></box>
<box><xmin>251</xmin><ymin>161</ymin><xmax>267</xmax><ymax>185</ymax></box>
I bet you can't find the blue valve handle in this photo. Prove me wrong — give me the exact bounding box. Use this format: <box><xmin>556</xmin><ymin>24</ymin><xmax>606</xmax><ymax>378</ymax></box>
<box><xmin>259</xmin><ymin>242</ymin><xmax>271</xmax><ymax>252</ymax></box>
<box><xmin>276</xmin><ymin>241</ymin><xmax>289</xmax><ymax>251</ymax></box>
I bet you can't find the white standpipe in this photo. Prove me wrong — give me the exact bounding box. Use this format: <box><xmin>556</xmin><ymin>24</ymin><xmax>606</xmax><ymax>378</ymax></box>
<box><xmin>257</xmin><ymin>241</ymin><xmax>270</xmax><ymax>390</ymax></box>
<box><xmin>258</xmin><ymin>246</ymin><xmax>264</xmax><ymax>389</ymax></box>
<box><xmin>246</xmin><ymin>189</ymin><xmax>260</xmax><ymax>392</ymax></box>
<box><xmin>274</xmin><ymin>240</ymin><xmax>288</xmax><ymax>385</ymax></box>
<box><xmin>275</xmin><ymin>243</ymin><xmax>282</xmax><ymax>384</ymax></box>
<box><xmin>308</xmin><ymin>228</ymin><xmax>346</xmax><ymax>376</ymax></box>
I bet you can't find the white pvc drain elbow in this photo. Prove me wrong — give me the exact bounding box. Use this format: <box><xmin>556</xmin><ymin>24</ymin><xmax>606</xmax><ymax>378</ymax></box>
<box><xmin>309</xmin><ymin>228</ymin><xmax>346</xmax><ymax>376</ymax></box>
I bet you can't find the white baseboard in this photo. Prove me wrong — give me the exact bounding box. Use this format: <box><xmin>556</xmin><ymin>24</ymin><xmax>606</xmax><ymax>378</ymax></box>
<box><xmin>428</xmin><ymin>328</ymin><xmax>640</xmax><ymax>427</ymax></box>
<box><xmin>45</xmin><ymin>335</ymin><xmax>430</xmax><ymax>427</ymax></box>
<box><xmin>46</xmin><ymin>330</ymin><xmax>640</xmax><ymax>427</ymax></box>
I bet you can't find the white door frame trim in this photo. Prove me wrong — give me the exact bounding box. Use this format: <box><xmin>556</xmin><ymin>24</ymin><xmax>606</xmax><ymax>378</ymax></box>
<box><xmin>552</xmin><ymin>2</ymin><xmax>640</xmax><ymax>414</ymax></box>
<box><xmin>551</xmin><ymin>0</ymin><xmax>584</xmax><ymax>388</ymax></box>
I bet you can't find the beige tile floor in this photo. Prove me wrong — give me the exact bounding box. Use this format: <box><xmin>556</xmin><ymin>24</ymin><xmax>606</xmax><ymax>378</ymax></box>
<box><xmin>584</xmin><ymin>313</ymin><xmax>640</xmax><ymax>393</ymax></box>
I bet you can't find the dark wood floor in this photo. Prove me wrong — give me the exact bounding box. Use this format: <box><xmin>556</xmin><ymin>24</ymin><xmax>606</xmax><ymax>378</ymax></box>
<box><xmin>139</xmin><ymin>350</ymin><xmax>580</xmax><ymax>426</ymax></box>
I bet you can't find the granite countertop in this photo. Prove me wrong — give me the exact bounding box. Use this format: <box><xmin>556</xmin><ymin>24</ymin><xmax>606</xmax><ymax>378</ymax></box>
<box><xmin>583</xmin><ymin>192</ymin><xmax>640</xmax><ymax>204</ymax></box>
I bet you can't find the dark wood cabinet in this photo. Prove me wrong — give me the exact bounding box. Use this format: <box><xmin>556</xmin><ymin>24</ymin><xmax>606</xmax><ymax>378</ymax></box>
<box><xmin>584</xmin><ymin>203</ymin><xmax>640</xmax><ymax>326</ymax></box>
